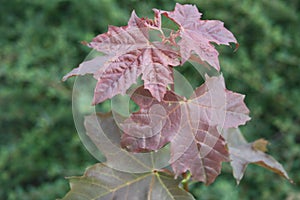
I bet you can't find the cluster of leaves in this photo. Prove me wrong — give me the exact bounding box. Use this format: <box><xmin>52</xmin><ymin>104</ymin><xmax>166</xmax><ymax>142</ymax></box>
<box><xmin>61</xmin><ymin>3</ymin><xmax>291</xmax><ymax>199</ymax></box>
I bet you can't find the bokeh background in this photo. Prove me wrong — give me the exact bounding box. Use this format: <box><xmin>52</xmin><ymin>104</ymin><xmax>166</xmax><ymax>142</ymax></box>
<box><xmin>1</xmin><ymin>0</ymin><xmax>299</xmax><ymax>199</ymax></box>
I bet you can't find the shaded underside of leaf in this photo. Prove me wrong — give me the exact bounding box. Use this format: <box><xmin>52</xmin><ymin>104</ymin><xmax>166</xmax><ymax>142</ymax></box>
<box><xmin>60</xmin><ymin>163</ymin><xmax>195</xmax><ymax>200</ymax></box>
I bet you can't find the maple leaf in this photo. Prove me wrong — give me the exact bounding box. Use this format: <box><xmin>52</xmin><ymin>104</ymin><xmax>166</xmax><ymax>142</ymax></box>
<box><xmin>120</xmin><ymin>74</ymin><xmax>250</xmax><ymax>184</ymax></box>
<box><xmin>63</xmin><ymin>11</ymin><xmax>180</xmax><ymax>104</ymax></box>
<box><xmin>70</xmin><ymin>113</ymin><xmax>194</xmax><ymax>199</ymax></box>
<box><xmin>60</xmin><ymin>163</ymin><xmax>195</xmax><ymax>200</ymax></box>
<box><xmin>223</xmin><ymin>128</ymin><xmax>292</xmax><ymax>184</ymax></box>
<box><xmin>161</xmin><ymin>3</ymin><xmax>237</xmax><ymax>70</ymax></box>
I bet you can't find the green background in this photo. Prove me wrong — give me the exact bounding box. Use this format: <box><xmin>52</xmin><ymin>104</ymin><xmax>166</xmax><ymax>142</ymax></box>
<box><xmin>1</xmin><ymin>0</ymin><xmax>299</xmax><ymax>199</ymax></box>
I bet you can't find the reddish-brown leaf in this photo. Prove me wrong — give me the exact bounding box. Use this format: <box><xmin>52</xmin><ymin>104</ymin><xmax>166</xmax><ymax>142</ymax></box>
<box><xmin>170</xmin><ymin>123</ymin><xmax>229</xmax><ymax>185</ymax></box>
<box><xmin>121</xmin><ymin>74</ymin><xmax>250</xmax><ymax>184</ymax></box>
<box><xmin>64</xmin><ymin>10</ymin><xmax>179</xmax><ymax>104</ymax></box>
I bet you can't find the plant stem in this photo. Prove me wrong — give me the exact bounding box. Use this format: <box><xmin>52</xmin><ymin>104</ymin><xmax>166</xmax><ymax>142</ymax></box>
<box><xmin>182</xmin><ymin>172</ymin><xmax>189</xmax><ymax>192</ymax></box>
<box><xmin>183</xmin><ymin>181</ymin><xmax>189</xmax><ymax>192</ymax></box>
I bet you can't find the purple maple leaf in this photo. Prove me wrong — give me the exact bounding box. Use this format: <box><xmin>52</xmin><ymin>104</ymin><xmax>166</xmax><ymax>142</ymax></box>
<box><xmin>120</xmin><ymin>74</ymin><xmax>250</xmax><ymax>184</ymax></box>
<box><xmin>162</xmin><ymin>3</ymin><xmax>238</xmax><ymax>70</ymax></box>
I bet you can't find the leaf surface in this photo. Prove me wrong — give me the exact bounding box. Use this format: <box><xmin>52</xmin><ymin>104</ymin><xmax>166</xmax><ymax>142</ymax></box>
<box><xmin>120</xmin><ymin>87</ymin><xmax>181</xmax><ymax>152</ymax></box>
<box><xmin>64</xmin><ymin>11</ymin><xmax>179</xmax><ymax>104</ymax></box>
<box><xmin>84</xmin><ymin>113</ymin><xmax>170</xmax><ymax>173</ymax></box>
<box><xmin>170</xmin><ymin>123</ymin><xmax>229</xmax><ymax>185</ymax></box>
<box><xmin>162</xmin><ymin>3</ymin><xmax>237</xmax><ymax>70</ymax></box>
<box><xmin>223</xmin><ymin>128</ymin><xmax>292</xmax><ymax>184</ymax></box>
<box><xmin>61</xmin><ymin>163</ymin><xmax>195</xmax><ymax>200</ymax></box>
<box><xmin>121</xmin><ymin>74</ymin><xmax>250</xmax><ymax>184</ymax></box>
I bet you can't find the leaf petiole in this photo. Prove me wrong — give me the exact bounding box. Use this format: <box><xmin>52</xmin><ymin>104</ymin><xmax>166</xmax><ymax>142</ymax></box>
<box><xmin>181</xmin><ymin>172</ymin><xmax>191</xmax><ymax>192</ymax></box>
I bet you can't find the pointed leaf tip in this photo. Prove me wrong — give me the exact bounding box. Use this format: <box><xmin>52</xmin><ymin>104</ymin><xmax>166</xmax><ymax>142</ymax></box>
<box><xmin>62</xmin><ymin>56</ymin><xmax>110</xmax><ymax>82</ymax></box>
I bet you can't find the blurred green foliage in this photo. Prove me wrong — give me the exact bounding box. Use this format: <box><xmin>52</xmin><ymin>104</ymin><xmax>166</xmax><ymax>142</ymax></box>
<box><xmin>0</xmin><ymin>0</ymin><xmax>299</xmax><ymax>199</ymax></box>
